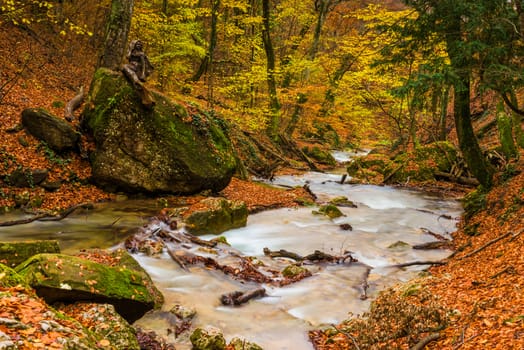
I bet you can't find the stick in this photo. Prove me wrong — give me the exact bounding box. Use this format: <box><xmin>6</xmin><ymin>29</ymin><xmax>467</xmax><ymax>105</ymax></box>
<box><xmin>460</xmin><ymin>231</ymin><xmax>513</xmax><ymax>260</ymax></box>
<box><xmin>220</xmin><ymin>287</ymin><xmax>266</xmax><ymax>306</ymax></box>
<box><xmin>410</xmin><ymin>333</ymin><xmax>440</xmax><ymax>350</ymax></box>
<box><xmin>166</xmin><ymin>247</ymin><xmax>189</xmax><ymax>271</ymax></box>
<box><xmin>0</xmin><ymin>203</ymin><xmax>94</xmax><ymax>226</ymax></box>
<box><xmin>387</xmin><ymin>261</ymin><xmax>446</xmax><ymax>268</ymax></box>
<box><xmin>330</xmin><ymin>324</ymin><xmax>360</xmax><ymax>350</ymax></box>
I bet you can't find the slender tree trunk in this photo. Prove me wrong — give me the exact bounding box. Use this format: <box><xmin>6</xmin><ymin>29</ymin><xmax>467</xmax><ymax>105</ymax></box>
<box><xmin>261</xmin><ymin>0</ymin><xmax>281</xmax><ymax>138</ymax></box>
<box><xmin>509</xmin><ymin>90</ymin><xmax>524</xmax><ymax>148</ymax></box>
<box><xmin>320</xmin><ymin>52</ymin><xmax>355</xmax><ymax>117</ymax></box>
<box><xmin>191</xmin><ymin>0</ymin><xmax>220</xmax><ymax>82</ymax></box>
<box><xmin>439</xmin><ymin>86</ymin><xmax>450</xmax><ymax>141</ymax></box>
<box><xmin>98</xmin><ymin>0</ymin><xmax>134</xmax><ymax>71</ymax></box>
<box><xmin>308</xmin><ymin>0</ymin><xmax>330</xmax><ymax>60</ymax></box>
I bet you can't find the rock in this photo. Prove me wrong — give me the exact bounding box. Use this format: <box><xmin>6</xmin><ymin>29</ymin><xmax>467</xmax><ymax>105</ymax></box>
<box><xmin>314</xmin><ymin>204</ymin><xmax>345</xmax><ymax>219</ymax></box>
<box><xmin>5</xmin><ymin>168</ymin><xmax>48</xmax><ymax>188</ymax></box>
<box><xmin>190</xmin><ymin>327</ymin><xmax>227</xmax><ymax>350</ymax></box>
<box><xmin>329</xmin><ymin>196</ymin><xmax>357</xmax><ymax>208</ymax></box>
<box><xmin>15</xmin><ymin>252</ymin><xmax>163</xmax><ymax>323</ymax></box>
<box><xmin>229</xmin><ymin>337</ymin><xmax>264</xmax><ymax>350</ymax></box>
<box><xmin>81</xmin><ymin>68</ymin><xmax>237</xmax><ymax>195</ymax></box>
<box><xmin>169</xmin><ymin>304</ymin><xmax>197</xmax><ymax>320</ymax></box>
<box><xmin>21</xmin><ymin>108</ymin><xmax>80</xmax><ymax>152</ymax></box>
<box><xmin>185</xmin><ymin>197</ymin><xmax>248</xmax><ymax>235</ymax></box>
<box><xmin>57</xmin><ymin>302</ymin><xmax>140</xmax><ymax>350</ymax></box>
<box><xmin>282</xmin><ymin>264</ymin><xmax>309</xmax><ymax>278</ymax></box>
<box><xmin>0</xmin><ymin>287</ymin><xmax>98</xmax><ymax>349</ymax></box>
<box><xmin>302</xmin><ymin>145</ymin><xmax>337</xmax><ymax>166</ymax></box>
<box><xmin>388</xmin><ymin>241</ymin><xmax>410</xmax><ymax>250</ymax></box>
<box><xmin>0</xmin><ymin>263</ymin><xmax>27</xmax><ymax>288</ymax></box>
<box><xmin>0</xmin><ymin>240</ymin><xmax>60</xmax><ymax>268</ymax></box>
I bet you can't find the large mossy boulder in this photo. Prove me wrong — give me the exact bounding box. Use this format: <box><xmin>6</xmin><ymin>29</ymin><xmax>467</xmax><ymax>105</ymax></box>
<box><xmin>21</xmin><ymin>108</ymin><xmax>80</xmax><ymax>152</ymax></box>
<box><xmin>15</xmin><ymin>252</ymin><xmax>163</xmax><ymax>323</ymax></box>
<box><xmin>0</xmin><ymin>240</ymin><xmax>60</xmax><ymax>268</ymax></box>
<box><xmin>184</xmin><ymin>197</ymin><xmax>248</xmax><ymax>235</ymax></box>
<box><xmin>82</xmin><ymin>68</ymin><xmax>236</xmax><ymax>194</ymax></box>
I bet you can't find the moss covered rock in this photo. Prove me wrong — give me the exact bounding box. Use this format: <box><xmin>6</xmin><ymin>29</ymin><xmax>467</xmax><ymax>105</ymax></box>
<box><xmin>190</xmin><ymin>327</ymin><xmax>227</xmax><ymax>350</ymax></box>
<box><xmin>229</xmin><ymin>337</ymin><xmax>263</xmax><ymax>350</ymax></box>
<box><xmin>314</xmin><ymin>204</ymin><xmax>345</xmax><ymax>219</ymax></box>
<box><xmin>82</xmin><ymin>68</ymin><xmax>236</xmax><ymax>194</ymax></box>
<box><xmin>302</xmin><ymin>145</ymin><xmax>337</xmax><ymax>166</ymax></box>
<box><xmin>282</xmin><ymin>264</ymin><xmax>309</xmax><ymax>278</ymax></box>
<box><xmin>15</xmin><ymin>253</ymin><xmax>163</xmax><ymax>323</ymax></box>
<box><xmin>185</xmin><ymin>197</ymin><xmax>248</xmax><ymax>235</ymax></box>
<box><xmin>0</xmin><ymin>263</ymin><xmax>27</xmax><ymax>288</ymax></box>
<box><xmin>0</xmin><ymin>240</ymin><xmax>60</xmax><ymax>268</ymax></box>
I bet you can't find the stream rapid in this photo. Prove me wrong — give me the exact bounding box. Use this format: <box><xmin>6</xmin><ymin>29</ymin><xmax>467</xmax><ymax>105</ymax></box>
<box><xmin>0</xmin><ymin>151</ymin><xmax>463</xmax><ymax>349</ymax></box>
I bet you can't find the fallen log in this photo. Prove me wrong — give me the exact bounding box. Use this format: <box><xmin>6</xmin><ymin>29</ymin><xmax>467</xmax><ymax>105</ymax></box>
<box><xmin>0</xmin><ymin>203</ymin><xmax>94</xmax><ymax>226</ymax></box>
<box><xmin>387</xmin><ymin>260</ymin><xmax>446</xmax><ymax>268</ymax></box>
<box><xmin>220</xmin><ymin>287</ymin><xmax>266</xmax><ymax>306</ymax></box>
<box><xmin>434</xmin><ymin>171</ymin><xmax>479</xmax><ymax>186</ymax></box>
<box><xmin>263</xmin><ymin>247</ymin><xmax>357</xmax><ymax>264</ymax></box>
<box><xmin>263</xmin><ymin>247</ymin><xmax>303</xmax><ymax>261</ymax></box>
<box><xmin>166</xmin><ymin>247</ymin><xmax>189</xmax><ymax>271</ymax></box>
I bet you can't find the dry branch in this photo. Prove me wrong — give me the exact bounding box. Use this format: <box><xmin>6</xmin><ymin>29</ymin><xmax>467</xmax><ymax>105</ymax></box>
<box><xmin>0</xmin><ymin>203</ymin><xmax>94</xmax><ymax>226</ymax></box>
<box><xmin>460</xmin><ymin>231</ymin><xmax>513</xmax><ymax>260</ymax></box>
<box><xmin>220</xmin><ymin>287</ymin><xmax>266</xmax><ymax>306</ymax></box>
<box><xmin>388</xmin><ymin>261</ymin><xmax>446</xmax><ymax>268</ymax></box>
<box><xmin>410</xmin><ymin>333</ymin><xmax>440</xmax><ymax>350</ymax></box>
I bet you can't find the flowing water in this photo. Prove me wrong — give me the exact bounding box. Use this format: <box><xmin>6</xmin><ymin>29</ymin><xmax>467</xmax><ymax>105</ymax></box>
<box><xmin>0</xmin><ymin>152</ymin><xmax>463</xmax><ymax>349</ymax></box>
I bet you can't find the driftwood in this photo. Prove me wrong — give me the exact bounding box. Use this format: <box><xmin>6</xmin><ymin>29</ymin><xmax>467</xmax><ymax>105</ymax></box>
<box><xmin>412</xmin><ymin>241</ymin><xmax>451</xmax><ymax>250</ymax></box>
<box><xmin>0</xmin><ymin>203</ymin><xmax>94</xmax><ymax>226</ymax></box>
<box><xmin>434</xmin><ymin>171</ymin><xmax>479</xmax><ymax>186</ymax></box>
<box><xmin>220</xmin><ymin>287</ymin><xmax>266</xmax><ymax>306</ymax></box>
<box><xmin>410</xmin><ymin>333</ymin><xmax>440</xmax><ymax>350</ymax></box>
<box><xmin>183</xmin><ymin>233</ymin><xmax>217</xmax><ymax>247</ymax></box>
<box><xmin>387</xmin><ymin>261</ymin><xmax>446</xmax><ymax>268</ymax></box>
<box><xmin>359</xmin><ymin>267</ymin><xmax>371</xmax><ymax>300</ymax></box>
<box><xmin>166</xmin><ymin>247</ymin><xmax>189</xmax><ymax>271</ymax></box>
<box><xmin>420</xmin><ymin>227</ymin><xmax>449</xmax><ymax>241</ymax></box>
<box><xmin>65</xmin><ymin>86</ymin><xmax>84</xmax><ymax>121</ymax></box>
<box><xmin>263</xmin><ymin>247</ymin><xmax>357</xmax><ymax>264</ymax></box>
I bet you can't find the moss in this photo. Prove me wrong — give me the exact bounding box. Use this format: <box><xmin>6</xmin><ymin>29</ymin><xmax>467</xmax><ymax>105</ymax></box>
<box><xmin>0</xmin><ymin>263</ymin><xmax>27</xmax><ymax>288</ymax></box>
<box><xmin>0</xmin><ymin>240</ymin><xmax>60</xmax><ymax>268</ymax></box>
<box><xmin>463</xmin><ymin>188</ymin><xmax>487</xmax><ymax>221</ymax></box>
<box><xmin>315</xmin><ymin>204</ymin><xmax>345</xmax><ymax>219</ymax></box>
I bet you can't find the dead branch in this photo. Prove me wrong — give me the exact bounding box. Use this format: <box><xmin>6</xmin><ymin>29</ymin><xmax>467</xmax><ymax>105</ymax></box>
<box><xmin>65</xmin><ymin>86</ymin><xmax>84</xmax><ymax>121</ymax></box>
<box><xmin>410</xmin><ymin>333</ymin><xmax>440</xmax><ymax>350</ymax></box>
<box><xmin>166</xmin><ymin>247</ymin><xmax>189</xmax><ymax>271</ymax></box>
<box><xmin>359</xmin><ymin>267</ymin><xmax>371</xmax><ymax>300</ymax></box>
<box><xmin>434</xmin><ymin>171</ymin><xmax>479</xmax><ymax>186</ymax></box>
<box><xmin>412</xmin><ymin>241</ymin><xmax>452</xmax><ymax>250</ymax></box>
<box><xmin>460</xmin><ymin>231</ymin><xmax>513</xmax><ymax>260</ymax></box>
<box><xmin>420</xmin><ymin>227</ymin><xmax>449</xmax><ymax>241</ymax></box>
<box><xmin>387</xmin><ymin>261</ymin><xmax>446</xmax><ymax>268</ymax></box>
<box><xmin>183</xmin><ymin>233</ymin><xmax>217</xmax><ymax>247</ymax></box>
<box><xmin>220</xmin><ymin>287</ymin><xmax>266</xmax><ymax>306</ymax></box>
<box><xmin>263</xmin><ymin>247</ymin><xmax>303</xmax><ymax>261</ymax></box>
<box><xmin>330</xmin><ymin>324</ymin><xmax>360</xmax><ymax>350</ymax></box>
<box><xmin>0</xmin><ymin>203</ymin><xmax>94</xmax><ymax>226</ymax></box>
<box><xmin>489</xmin><ymin>265</ymin><xmax>515</xmax><ymax>279</ymax></box>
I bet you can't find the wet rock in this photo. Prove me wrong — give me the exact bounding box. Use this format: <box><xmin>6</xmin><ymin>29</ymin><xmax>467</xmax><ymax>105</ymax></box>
<box><xmin>15</xmin><ymin>252</ymin><xmax>163</xmax><ymax>323</ymax></box>
<box><xmin>314</xmin><ymin>204</ymin><xmax>345</xmax><ymax>219</ymax></box>
<box><xmin>282</xmin><ymin>264</ymin><xmax>309</xmax><ymax>278</ymax></box>
<box><xmin>169</xmin><ymin>304</ymin><xmax>196</xmax><ymax>319</ymax></box>
<box><xmin>229</xmin><ymin>337</ymin><xmax>264</xmax><ymax>350</ymax></box>
<box><xmin>57</xmin><ymin>302</ymin><xmax>140</xmax><ymax>350</ymax></box>
<box><xmin>0</xmin><ymin>240</ymin><xmax>60</xmax><ymax>268</ymax></box>
<box><xmin>329</xmin><ymin>196</ymin><xmax>357</xmax><ymax>208</ymax></box>
<box><xmin>82</xmin><ymin>68</ymin><xmax>236</xmax><ymax>195</ymax></box>
<box><xmin>190</xmin><ymin>326</ymin><xmax>227</xmax><ymax>350</ymax></box>
<box><xmin>388</xmin><ymin>241</ymin><xmax>410</xmax><ymax>250</ymax></box>
<box><xmin>185</xmin><ymin>197</ymin><xmax>248</xmax><ymax>235</ymax></box>
<box><xmin>21</xmin><ymin>108</ymin><xmax>80</xmax><ymax>152</ymax></box>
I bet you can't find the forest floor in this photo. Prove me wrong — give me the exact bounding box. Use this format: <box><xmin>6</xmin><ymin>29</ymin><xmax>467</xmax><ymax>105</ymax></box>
<box><xmin>2</xmin><ymin>23</ymin><xmax>524</xmax><ymax>349</ymax></box>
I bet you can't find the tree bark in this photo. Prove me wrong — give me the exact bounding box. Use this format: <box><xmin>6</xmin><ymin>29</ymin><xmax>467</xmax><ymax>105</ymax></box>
<box><xmin>261</xmin><ymin>0</ymin><xmax>281</xmax><ymax>138</ymax></box>
<box><xmin>191</xmin><ymin>0</ymin><xmax>220</xmax><ymax>83</ymax></box>
<box><xmin>98</xmin><ymin>0</ymin><xmax>135</xmax><ymax>71</ymax></box>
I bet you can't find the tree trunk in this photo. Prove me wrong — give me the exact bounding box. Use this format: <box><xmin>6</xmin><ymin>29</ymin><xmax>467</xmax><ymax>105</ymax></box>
<box><xmin>497</xmin><ymin>102</ymin><xmax>518</xmax><ymax>159</ymax></box>
<box><xmin>308</xmin><ymin>0</ymin><xmax>330</xmax><ymax>60</ymax></box>
<box><xmin>98</xmin><ymin>0</ymin><xmax>135</xmax><ymax>71</ymax></box>
<box><xmin>453</xmin><ymin>77</ymin><xmax>493</xmax><ymax>188</ymax></box>
<box><xmin>261</xmin><ymin>0</ymin><xmax>281</xmax><ymax>138</ymax></box>
<box><xmin>191</xmin><ymin>0</ymin><xmax>220</xmax><ymax>83</ymax></box>
<box><xmin>509</xmin><ymin>90</ymin><xmax>524</xmax><ymax>148</ymax></box>
<box><xmin>445</xmin><ymin>12</ymin><xmax>493</xmax><ymax>188</ymax></box>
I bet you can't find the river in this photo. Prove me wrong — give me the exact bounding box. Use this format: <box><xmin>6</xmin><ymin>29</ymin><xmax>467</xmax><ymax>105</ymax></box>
<box><xmin>0</xmin><ymin>151</ymin><xmax>463</xmax><ymax>349</ymax></box>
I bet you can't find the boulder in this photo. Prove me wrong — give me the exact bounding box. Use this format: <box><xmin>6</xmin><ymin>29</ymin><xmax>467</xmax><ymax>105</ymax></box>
<box><xmin>0</xmin><ymin>240</ymin><xmax>60</xmax><ymax>268</ymax></box>
<box><xmin>15</xmin><ymin>252</ymin><xmax>163</xmax><ymax>323</ymax></box>
<box><xmin>21</xmin><ymin>108</ymin><xmax>80</xmax><ymax>152</ymax></box>
<box><xmin>5</xmin><ymin>168</ymin><xmax>48</xmax><ymax>188</ymax></box>
<box><xmin>82</xmin><ymin>68</ymin><xmax>237</xmax><ymax>195</ymax></box>
<box><xmin>229</xmin><ymin>337</ymin><xmax>263</xmax><ymax>350</ymax></box>
<box><xmin>57</xmin><ymin>302</ymin><xmax>140</xmax><ymax>350</ymax></box>
<box><xmin>190</xmin><ymin>327</ymin><xmax>227</xmax><ymax>350</ymax></box>
<box><xmin>0</xmin><ymin>263</ymin><xmax>27</xmax><ymax>288</ymax></box>
<box><xmin>184</xmin><ymin>197</ymin><xmax>248</xmax><ymax>235</ymax></box>
<box><xmin>314</xmin><ymin>204</ymin><xmax>345</xmax><ymax>219</ymax></box>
